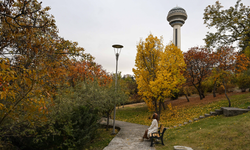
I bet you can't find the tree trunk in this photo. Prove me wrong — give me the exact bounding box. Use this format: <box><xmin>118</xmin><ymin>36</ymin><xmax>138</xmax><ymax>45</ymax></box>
<box><xmin>161</xmin><ymin>101</ymin><xmax>166</xmax><ymax>110</ymax></box>
<box><xmin>154</xmin><ymin>97</ymin><xmax>158</xmax><ymax>114</ymax></box>
<box><xmin>158</xmin><ymin>101</ymin><xmax>161</xmax><ymax>121</ymax></box>
<box><xmin>201</xmin><ymin>92</ymin><xmax>205</xmax><ymax>99</ymax></box>
<box><xmin>69</xmin><ymin>78</ymin><xmax>75</xmax><ymax>87</ymax></box>
<box><xmin>213</xmin><ymin>81</ymin><xmax>217</xmax><ymax>97</ymax></box>
<box><xmin>198</xmin><ymin>89</ymin><xmax>203</xmax><ymax>100</ymax></box>
<box><xmin>106</xmin><ymin>111</ymin><xmax>110</xmax><ymax>131</ymax></box>
<box><xmin>153</xmin><ymin>97</ymin><xmax>161</xmax><ymax>121</ymax></box>
<box><xmin>184</xmin><ymin>93</ymin><xmax>190</xmax><ymax>102</ymax></box>
<box><xmin>192</xmin><ymin>83</ymin><xmax>203</xmax><ymax>100</ymax></box>
<box><xmin>223</xmin><ymin>78</ymin><xmax>231</xmax><ymax>107</ymax></box>
<box><xmin>200</xmin><ymin>84</ymin><xmax>205</xmax><ymax>99</ymax></box>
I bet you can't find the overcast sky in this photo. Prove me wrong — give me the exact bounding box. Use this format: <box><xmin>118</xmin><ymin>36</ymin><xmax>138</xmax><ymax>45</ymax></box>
<box><xmin>41</xmin><ymin>0</ymin><xmax>250</xmax><ymax>76</ymax></box>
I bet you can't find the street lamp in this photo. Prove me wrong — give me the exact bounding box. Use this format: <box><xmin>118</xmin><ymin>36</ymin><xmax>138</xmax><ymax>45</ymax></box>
<box><xmin>111</xmin><ymin>44</ymin><xmax>123</xmax><ymax>135</ymax></box>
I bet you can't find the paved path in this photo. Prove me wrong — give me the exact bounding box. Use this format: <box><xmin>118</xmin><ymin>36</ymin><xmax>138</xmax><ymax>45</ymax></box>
<box><xmin>101</xmin><ymin>118</ymin><xmax>156</xmax><ymax>150</ymax></box>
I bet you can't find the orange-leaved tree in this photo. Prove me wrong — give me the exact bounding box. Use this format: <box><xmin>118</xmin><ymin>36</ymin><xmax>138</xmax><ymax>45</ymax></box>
<box><xmin>67</xmin><ymin>60</ymin><xmax>112</xmax><ymax>87</ymax></box>
<box><xmin>212</xmin><ymin>46</ymin><xmax>250</xmax><ymax>107</ymax></box>
<box><xmin>133</xmin><ymin>34</ymin><xmax>186</xmax><ymax>119</ymax></box>
<box><xmin>183</xmin><ymin>47</ymin><xmax>215</xmax><ymax>100</ymax></box>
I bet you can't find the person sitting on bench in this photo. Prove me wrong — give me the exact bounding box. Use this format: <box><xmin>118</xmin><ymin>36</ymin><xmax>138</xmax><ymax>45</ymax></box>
<box><xmin>142</xmin><ymin>113</ymin><xmax>159</xmax><ymax>140</ymax></box>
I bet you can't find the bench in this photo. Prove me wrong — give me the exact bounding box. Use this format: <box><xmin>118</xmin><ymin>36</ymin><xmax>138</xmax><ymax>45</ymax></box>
<box><xmin>149</xmin><ymin>124</ymin><xmax>167</xmax><ymax>147</ymax></box>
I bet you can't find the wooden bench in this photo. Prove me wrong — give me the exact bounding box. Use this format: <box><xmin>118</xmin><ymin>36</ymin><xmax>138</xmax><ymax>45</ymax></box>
<box><xmin>149</xmin><ymin>124</ymin><xmax>167</xmax><ymax>147</ymax></box>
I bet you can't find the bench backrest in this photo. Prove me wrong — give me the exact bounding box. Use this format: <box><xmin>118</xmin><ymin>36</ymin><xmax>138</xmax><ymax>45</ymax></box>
<box><xmin>159</xmin><ymin>124</ymin><xmax>164</xmax><ymax>133</ymax></box>
<box><xmin>158</xmin><ymin>124</ymin><xmax>167</xmax><ymax>137</ymax></box>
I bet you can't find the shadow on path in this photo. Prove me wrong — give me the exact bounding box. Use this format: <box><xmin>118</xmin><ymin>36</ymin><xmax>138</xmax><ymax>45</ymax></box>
<box><xmin>101</xmin><ymin>118</ymin><xmax>156</xmax><ymax>150</ymax></box>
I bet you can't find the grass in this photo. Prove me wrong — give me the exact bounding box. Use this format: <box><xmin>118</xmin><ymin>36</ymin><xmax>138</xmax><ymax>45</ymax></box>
<box><xmin>115</xmin><ymin>92</ymin><xmax>250</xmax><ymax>128</ymax></box>
<box><xmin>83</xmin><ymin>126</ymin><xmax>118</xmax><ymax>150</ymax></box>
<box><xmin>156</xmin><ymin>112</ymin><xmax>250</xmax><ymax>150</ymax></box>
<box><xmin>115</xmin><ymin>92</ymin><xmax>250</xmax><ymax>150</ymax></box>
<box><xmin>116</xmin><ymin>106</ymin><xmax>152</xmax><ymax>126</ymax></box>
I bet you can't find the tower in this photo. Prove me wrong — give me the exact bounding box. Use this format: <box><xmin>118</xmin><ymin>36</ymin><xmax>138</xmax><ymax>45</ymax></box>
<box><xmin>167</xmin><ymin>6</ymin><xmax>187</xmax><ymax>49</ymax></box>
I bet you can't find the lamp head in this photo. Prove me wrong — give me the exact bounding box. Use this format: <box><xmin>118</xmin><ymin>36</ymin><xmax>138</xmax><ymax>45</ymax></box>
<box><xmin>112</xmin><ymin>44</ymin><xmax>123</xmax><ymax>49</ymax></box>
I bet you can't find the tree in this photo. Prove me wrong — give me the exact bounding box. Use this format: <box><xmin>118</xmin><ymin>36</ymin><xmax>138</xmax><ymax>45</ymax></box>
<box><xmin>0</xmin><ymin>0</ymin><xmax>56</xmax><ymax>127</ymax></box>
<box><xmin>150</xmin><ymin>44</ymin><xmax>186</xmax><ymax>113</ymax></box>
<box><xmin>0</xmin><ymin>1</ymin><xmax>123</xmax><ymax>148</ymax></box>
<box><xmin>67</xmin><ymin>60</ymin><xmax>112</xmax><ymax>87</ymax></box>
<box><xmin>3</xmin><ymin>82</ymin><xmax>101</xmax><ymax>149</ymax></box>
<box><xmin>121</xmin><ymin>75</ymin><xmax>141</xmax><ymax>103</ymax></box>
<box><xmin>133</xmin><ymin>34</ymin><xmax>162</xmax><ymax>114</ymax></box>
<box><xmin>103</xmin><ymin>80</ymin><xmax>128</xmax><ymax>130</ymax></box>
<box><xmin>183</xmin><ymin>47</ymin><xmax>215</xmax><ymax>100</ymax></box>
<box><xmin>0</xmin><ymin>0</ymin><xmax>88</xmax><ymax>133</ymax></box>
<box><xmin>72</xmin><ymin>78</ymin><xmax>127</xmax><ymax>131</ymax></box>
<box><xmin>212</xmin><ymin>46</ymin><xmax>249</xmax><ymax>107</ymax></box>
<box><xmin>133</xmin><ymin>34</ymin><xmax>186</xmax><ymax>118</ymax></box>
<box><xmin>180</xmin><ymin>79</ymin><xmax>193</xmax><ymax>102</ymax></box>
<box><xmin>203</xmin><ymin>0</ymin><xmax>250</xmax><ymax>53</ymax></box>
<box><xmin>236</xmin><ymin>71</ymin><xmax>250</xmax><ymax>92</ymax></box>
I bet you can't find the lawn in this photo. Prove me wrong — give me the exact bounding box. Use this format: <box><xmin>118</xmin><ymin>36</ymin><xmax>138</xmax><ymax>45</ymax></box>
<box><xmin>115</xmin><ymin>92</ymin><xmax>250</xmax><ymax>128</ymax></box>
<box><xmin>156</xmin><ymin>112</ymin><xmax>250</xmax><ymax>150</ymax></box>
<box><xmin>115</xmin><ymin>92</ymin><xmax>250</xmax><ymax>150</ymax></box>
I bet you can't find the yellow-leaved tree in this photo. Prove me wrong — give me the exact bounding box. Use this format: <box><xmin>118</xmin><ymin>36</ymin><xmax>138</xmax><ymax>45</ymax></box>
<box><xmin>133</xmin><ymin>34</ymin><xmax>186</xmax><ymax>119</ymax></box>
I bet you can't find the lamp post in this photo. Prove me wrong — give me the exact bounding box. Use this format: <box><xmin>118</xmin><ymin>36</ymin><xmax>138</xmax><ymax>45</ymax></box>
<box><xmin>112</xmin><ymin>44</ymin><xmax>123</xmax><ymax>135</ymax></box>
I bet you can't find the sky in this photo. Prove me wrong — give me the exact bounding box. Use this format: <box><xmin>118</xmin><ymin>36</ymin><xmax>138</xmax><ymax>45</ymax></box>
<box><xmin>41</xmin><ymin>0</ymin><xmax>250</xmax><ymax>76</ymax></box>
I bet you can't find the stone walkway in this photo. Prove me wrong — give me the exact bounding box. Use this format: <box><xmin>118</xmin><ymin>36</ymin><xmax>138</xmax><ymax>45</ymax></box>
<box><xmin>101</xmin><ymin>118</ymin><xmax>156</xmax><ymax>150</ymax></box>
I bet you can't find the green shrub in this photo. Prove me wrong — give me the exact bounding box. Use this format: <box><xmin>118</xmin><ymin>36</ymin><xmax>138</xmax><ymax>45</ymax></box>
<box><xmin>202</xmin><ymin>79</ymin><xmax>214</xmax><ymax>93</ymax></box>
<box><xmin>70</xmin><ymin>106</ymin><xmax>100</xmax><ymax>148</ymax></box>
<box><xmin>170</xmin><ymin>90</ymin><xmax>179</xmax><ymax>100</ymax></box>
<box><xmin>237</xmin><ymin>72</ymin><xmax>250</xmax><ymax>92</ymax></box>
<box><xmin>1</xmin><ymin>79</ymin><xmax>128</xmax><ymax>149</ymax></box>
<box><xmin>2</xmin><ymin>105</ymin><xmax>100</xmax><ymax>150</ymax></box>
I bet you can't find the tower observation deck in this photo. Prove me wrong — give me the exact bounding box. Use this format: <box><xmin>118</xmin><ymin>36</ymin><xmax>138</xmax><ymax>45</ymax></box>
<box><xmin>167</xmin><ymin>6</ymin><xmax>187</xmax><ymax>49</ymax></box>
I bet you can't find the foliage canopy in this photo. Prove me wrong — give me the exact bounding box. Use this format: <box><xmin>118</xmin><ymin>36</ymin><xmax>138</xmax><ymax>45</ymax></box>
<box><xmin>203</xmin><ymin>0</ymin><xmax>250</xmax><ymax>53</ymax></box>
<box><xmin>133</xmin><ymin>34</ymin><xmax>186</xmax><ymax>117</ymax></box>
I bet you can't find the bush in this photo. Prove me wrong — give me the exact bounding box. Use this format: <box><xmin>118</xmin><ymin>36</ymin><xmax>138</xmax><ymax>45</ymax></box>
<box><xmin>170</xmin><ymin>90</ymin><xmax>179</xmax><ymax>100</ymax></box>
<box><xmin>185</xmin><ymin>86</ymin><xmax>194</xmax><ymax>96</ymax></box>
<box><xmin>217</xmin><ymin>85</ymin><xmax>225</xmax><ymax>94</ymax></box>
<box><xmin>2</xmin><ymin>105</ymin><xmax>100</xmax><ymax>150</ymax></box>
<box><xmin>216</xmin><ymin>82</ymin><xmax>236</xmax><ymax>94</ymax></box>
<box><xmin>126</xmin><ymin>94</ymin><xmax>143</xmax><ymax>104</ymax></box>
<box><xmin>1</xmin><ymin>79</ymin><xmax>128</xmax><ymax>149</ymax></box>
<box><xmin>237</xmin><ymin>73</ymin><xmax>250</xmax><ymax>92</ymax></box>
<box><xmin>179</xmin><ymin>86</ymin><xmax>196</xmax><ymax>96</ymax></box>
<box><xmin>189</xmin><ymin>86</ymin><xmax>198</xmax><ymax>95</ymax></box>
<box><xmin>226</xmin><ymin>83</ymin><xmax>237</xmax><ymax>92</ymax></box>
<box><xmin>202</xmin><ymin>79</ymin><xmax>214</xmax><ymax>93</ymax></box>
<box><xmin>61</xmin><ymin>105</ymin><xmax>100</xmax><ymax>149</ymax></box>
